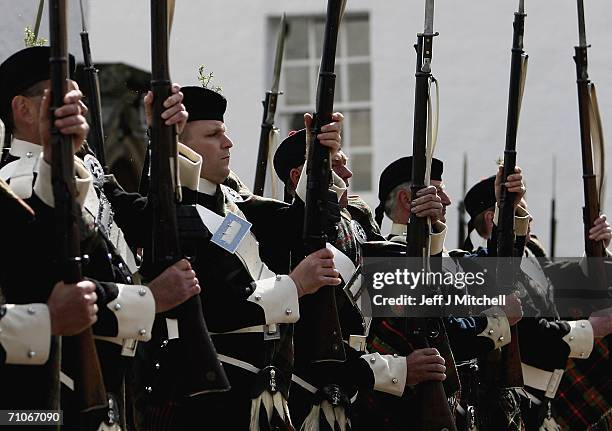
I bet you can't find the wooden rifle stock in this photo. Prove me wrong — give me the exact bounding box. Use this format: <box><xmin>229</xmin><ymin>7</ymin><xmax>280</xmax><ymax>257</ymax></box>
<box><xmin>143</xmin><ymin>0</ymin><xmax>229</xmax><ymax>397</ymax></box>
<box><xmin>302</xmin><ymin>0</ymin><xmax>346</xmax><ymax>363</ymax></box>
<box><xmin>495</xmin><ymin>1</ymin><xmax>526</xmax><ymax>388</ymax></box>
<box><xmin>574</xmin><ymin>0</ymin><xmax>609</xmax><ymax>307</ymax></box>
<box><xmin>48</xmin><ymin>0</ymin><xmax>108</xmax><ymax>413</ymax></box>
<box><xmin>409</xmin><ymin>11</ymin><xmax>457</xmax><ymax>429</ymax></box>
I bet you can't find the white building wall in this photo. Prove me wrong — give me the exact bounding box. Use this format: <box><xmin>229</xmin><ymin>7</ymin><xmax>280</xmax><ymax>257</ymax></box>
<box><xmin>2</xmin><ymin>0</ymin><xmax>612</xmax><ymax>256</ymax></box>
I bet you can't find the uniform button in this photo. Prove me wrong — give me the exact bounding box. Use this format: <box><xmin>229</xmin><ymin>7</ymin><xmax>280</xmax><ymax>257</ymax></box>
<box><xmin>276</xmin><ymin>275</ymin><xmax>282</xmax><ymax>281</ymax></box>
<box><xmin>498</xmin><ymin>336</ymin><xmax>504</xmax><ymax>342</ymax></box>
<box><xmin>392</xmin><ymin>378</ymin><xmax>398</xmax><ymax>384</ymax></box>
<box><xmin>245</xmin><ymin>287</ymin><xmax>251</xmax><ymax>295</ymax></box>
<box><xmin>118</xmin><ymin>263</ymin><xmax>124</xmax><ymax>270</ymax></box>
<box><xmin>27</xmin><ymin>350</ymin><xmax>36</xmax><ymax>358</ymax></box>
<box><xmin>145</xmin><ymin>386</ymin><xmax>152</xmax><ymax>393</ymax></box>
<box><xmin>138</xmin><ymin>288</ymin><xmax>147</xmax><ymax>297</ymax></box>
<box><xmin>580</xmin><ymin>322</ymin><xmax>586</xmax><ymax>328</ymax></box>
<box><xmin>155</xmin><ymin>363</ymin><xmax>161</xmax><ymax>370</ymax></box>
<box><xmin>488</xmin><ymin>329</ymin><xmax>494</xmax><ymax>335</ymax></box>
<box><xmin>580</xmin><ymin>352</ymin><xmax>585</xmax><ymax>358</ymax></box>
<box><xmin>285</xmin><ymin>308</ymin><xmax>292</xmax><ymax>316</ymax></box>
<box><xmin>255</xmin><ymin>294</ymin><xmax>262</xmax><ymax>301</ymax></box>
<box><xmin>393</xmin><ymin>353</ymin><xmax>398</xmax><ymax>358</ymax></box>
<box><xmin>569</xmin><ymin>336</ymin><xmax>575</xmax><ymax>341</ymax></box>
<box><xmin>27</xmin><ymin>307</ymin><xmax>35</xmax><ymax>315</ymax></box>
<box><xmin>26</xmin><ymin>151</ymin><xmax>33</xmax><ymax>158</ymax></box>
<box><xmin>126</xmin><ymin>276</ymin><xmax>132</xmax><ymax>283</ymax></box>
<box><xmin>139</xmin><ymin>329</ymin><xmax>147</xmax><ymax>336</ymax></box>
<box><xmin>370</xmin><ymin>356</ymin><xmax>376</xmax><ymax>363</ymax></box>
<box><xmin>114</xmin><ymin>303</ymin><xmax>122</xmax><ymax>311</ymax></box>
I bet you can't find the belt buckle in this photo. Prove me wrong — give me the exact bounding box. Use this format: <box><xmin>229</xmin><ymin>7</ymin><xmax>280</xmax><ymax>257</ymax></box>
<box><xmin>263</xmin><ymin>323</ymin><xmax>281</xmax><ymax>341</ymax></box>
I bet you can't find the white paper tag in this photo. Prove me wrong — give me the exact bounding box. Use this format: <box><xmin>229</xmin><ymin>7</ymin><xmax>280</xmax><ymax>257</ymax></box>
<box><xmin>211</xmin><ymin>212</ymin><xmax>252</xmax><ymax>254</ymax></box>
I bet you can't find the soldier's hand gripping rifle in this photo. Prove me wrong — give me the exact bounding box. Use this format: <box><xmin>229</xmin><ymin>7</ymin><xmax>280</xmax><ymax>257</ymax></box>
<box><xmin>253</xmin><ymin>14</ymin><xmax>288</xmax><ymax>197</ymax></box>
<box><xmin>78</xmin><ymin>0</ymin><xmax>106</xmax><ymax>168</ymax></box>
<box><xmin>143</xmin><ymin>0</ymin><xmax>229</xmax><ymax>397</ymax></box>
<box><xmin>574</xmin><ymin>0</ymin><xmax>610</xmax><ymax>309</ymax></box>
<box><xmin>495</xmin><ymin>0</ymin><xmax>528</xmax><ymax>389</ymax></box>
<box><xmin>407</xmin><ymin>1</ymin><xmax>457</xmax><ymax>429</ymax></box>
<box><xmin>48</xmin><ymin>0</ymin><xmax>108</xmax><ymax>413</ymax></box>
<box><xmin>302</xmin><ymin>0</ymin><xmax>347</xmax><ymax>363</ymax></box>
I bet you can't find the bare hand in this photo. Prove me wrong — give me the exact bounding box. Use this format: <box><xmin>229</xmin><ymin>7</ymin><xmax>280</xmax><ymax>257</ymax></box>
<box><xmin>502</xmin><ymin>293</ymin><xmax>523</xmax><ymax>326</ymax></box>
<box><xmin>495</xmin><ymin>165</ymin><xmax>525</xmax><ymax>210</ymax></box>
<box><xmin>411</xmin><ymin>186</ymin><xmax>443</xmax><ymax>221</ymax></box>
<box><xmin>40</xmin><ymin>85</ymin><xmax>89</xmax><ymax>163</ymax></box>
<box><xmin>589</xmin><ymin>214</ymin><xmax>612</xmax><ymax>248</ymax></box>
<box><xmin>406</xmin><ymin>348</ymin><xmax>446</xmax><ymax>385</ymax></box>
<box><xmin>144</xmin><ymin>83</ymin><xmax>189</xmax><ymax>135</ymax></box>
<box><xmin>148</xmin><ymin>259</ymin><xmax>200</xmax><ymax>313</ymax></box>
<box><xmin>48</xmin><ymin>280</ymin><xmax>98</xmax><ymax>336</ymax></box>
<box><xmin>304</xmin><ymin>112</ymin><xmax>344</xmax><ymax>158</ymax></box>
<box><xmin>290</xmin><ymin>248</ymin><xmax>341</xmax><ymax>297</ymax></box>
<box><xmin>589</xmin><ymin>306</ymin><xmax>612</xmax><ymax>337</ymax></box>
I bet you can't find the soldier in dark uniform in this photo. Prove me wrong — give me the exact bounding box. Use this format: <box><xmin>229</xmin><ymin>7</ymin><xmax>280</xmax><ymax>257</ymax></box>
<box><xmin>360</xmin><ymin>156</ymin><xmax>526</xmax><ymax>430</ymax></box>
<box><xmin>463</xmin><ymin>175</ymin><xmax>612</xmax><ymax>430</ymax></box>
<box><xmin>0</xmin><ymin>179</ymin><xmax>98</xmax><ymax>367</ymax></box>
<box><xmin>0</xmin><ymin>46</ymin><xmax>200</xmax><ymax>429</ymax></box>
<box><xmin>132</xmin><ymin>85</ymin><xmax>344</xmax><ymax>430</ymax></box>
<box><xmin>271</xmin><ymin>132</ymin><xmax>449</xmax><ymax>430</ymax></box>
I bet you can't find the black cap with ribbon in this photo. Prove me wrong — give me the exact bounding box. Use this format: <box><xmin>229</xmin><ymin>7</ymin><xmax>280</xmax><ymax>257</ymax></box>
<box><xmin>374</xmin><ymin>156</ymin><xmax>443</xmax><ymax>227</ymax></box>
<box><xmin>0</xmin><ymin>46</ymin><xmax>76</xmax><ymax>132</ymax></box>
<box><xmin>462</xmin><ymin>175</ymin><xmax>496</xmax><ymax>250</ymax></box>
<box><xmin>181</xmin><ymin>86</ymin><xmax>227</xmax><ymax>123</ymax></box>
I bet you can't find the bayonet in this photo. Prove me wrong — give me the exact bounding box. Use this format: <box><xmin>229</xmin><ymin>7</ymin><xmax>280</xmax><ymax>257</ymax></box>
<box><xmin>34</xmin><ymin>0</ymin><xmax>45</xmax><ymax>40</ymax></box>
<box><xmin>253</xmin><ymin>13</ymin><xmax>289</xmax><ymax>196</ymax></box>
<box><xmin>577</xmin><ymin>0</ymin><xmax>587</xmax><ymax>48</ymax></box>
<box><xmin>421</xmin><ymin>0</ymin><xmax>435</xmax><ymax>73</ymax></box>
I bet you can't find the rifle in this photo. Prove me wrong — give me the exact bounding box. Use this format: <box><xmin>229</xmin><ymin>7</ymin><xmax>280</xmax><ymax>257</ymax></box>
<box><xmin>143</xmin><ymin>0</ymin><xmax>229</xmax><ymax>397</ymax></box>
<box><xmin>302</xmin><ymin>0</ymin><xmax>346</xmax><ymax>363</ymax></box>
<box><xmin>457</xmin><ymin>153</ymin><xmax>467</xmax><ymax>249</ymax></box>
<box><xmin>48</xmin><ymin>0</ymin><xmax>108</xmax><ymax>413</ymax></box>
<box><xmin>78</xmin><ymin>0</ymin><xmax>106</xmax><ymax>168</ymax></box>
<box><xmin>407</xmin><ymin>1</ymin><xmax>457</xmax><ymax>429</ymax></box>
<box><xmin>574</xmin><ymin>0</ymin><xmax>609</xmax><ymax>303</ymax></box>
<box><xmin>550</xmin><ymin>157</ymin><xmax>557</xmax><ymax>258</ymax></box>
<box><xmin>495</xmin><ymin>0</ymin><xmax>527</xmax><ymax>388</ymax></box>
<box><xmin>253</xmin><ymin>14</ymin><xmax>288</xmax><ymax>197</ymax></box>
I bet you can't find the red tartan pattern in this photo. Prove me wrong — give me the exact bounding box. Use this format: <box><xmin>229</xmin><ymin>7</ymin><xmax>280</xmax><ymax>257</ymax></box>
<box><xmin>554</xmin><ymin>337</ymin><xmax>611</xmax><ymax>430</ymax></box>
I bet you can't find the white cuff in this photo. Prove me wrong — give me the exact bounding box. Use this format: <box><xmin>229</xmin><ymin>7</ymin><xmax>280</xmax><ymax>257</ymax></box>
<box><xmin>178</xmin><ymin>142</ymin><xmax>202</xmax><ymax>191</ymax></box>
<box><xmin>34</xmin><ymin>157</ymin><xmax>92</xmax><ymax>208</ymax></box>
<box><xmin>478</xmin><ymin>306</ymin><xmax>511</xmax><ymax>349</ymax></box>
<box><xmin>247</xmin><ymin>275</ymin><xmax>300</xmax><ymax>324</ymax></box>
<box><xmin>362</xmin><ymin>352</ymin><xmax>407</xmax><ymax>397</ymax></box>
<box><xmin>430</xmin><ymin>221</ymin><xmax>447</xmax><ymax>255</ymax></box>
<box><xmin>0</xmin><ymin>304</ymin><xmax>51</xmax><ymax>365</ymax></box>
<box><xmin>521</xmin><ymin>363</ymin><xmax>564</xmax><ymax>398</ymax></box>
<box><xmin>106</xmin><ymin>284</ymin><xmax>156</xmax><ymax>341</ymax></box>
<box><xmin>563</xmin><ymin>320</ymin><xmax>594</xmax><ymax>359</ymax></box>
<box><xmin>493</xmin><ymin>203</ymin><xmax>531</xmax><ymax>236</ymax></box>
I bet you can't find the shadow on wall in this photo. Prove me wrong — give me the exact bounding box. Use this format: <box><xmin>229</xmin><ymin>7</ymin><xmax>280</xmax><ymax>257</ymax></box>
<box><xmin>76</xmin><ymin>62</ymin><xmax>151</xmax><ymax>192</ymax></box>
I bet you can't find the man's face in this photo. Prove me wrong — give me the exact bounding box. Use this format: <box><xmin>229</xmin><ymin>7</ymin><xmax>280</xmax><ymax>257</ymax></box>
<box><xmin>431</xmin><ymin>179</ymin><xmax>451</xmax><ymax>222</ymax></box>
<box><xmin>182</xmin><ymin>120</ymin><xmax>233</xmax><ymax>184</ymax></box>
<box><xmin>332</xmin><ymin>150</ymin><xmax>353</xmax><ymax>187</ymax></box>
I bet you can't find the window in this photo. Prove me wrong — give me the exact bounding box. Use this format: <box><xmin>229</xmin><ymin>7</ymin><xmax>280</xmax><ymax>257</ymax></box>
<box><xmin>272</xmin><ymin>14</ymin><xmax>373</xmax><ymax>192</ymax></box>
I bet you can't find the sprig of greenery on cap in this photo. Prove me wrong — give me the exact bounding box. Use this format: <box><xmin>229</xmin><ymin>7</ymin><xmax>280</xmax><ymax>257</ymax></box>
<box><xmin>197</xmin><ymin>65</ymin><xmax>223</xmax><ymax>94</ymax></box>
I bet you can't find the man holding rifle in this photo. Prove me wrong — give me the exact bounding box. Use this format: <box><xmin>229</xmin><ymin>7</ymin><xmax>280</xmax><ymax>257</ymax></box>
<box><xmin>0</xmin><ymin>45</ymin><xmax>200</xmax><ymax>429</ymax></box>
<box><xmin>463</xmin><ymin>174</ymin><xmax>612</xmax><ymax>430</ymax></box>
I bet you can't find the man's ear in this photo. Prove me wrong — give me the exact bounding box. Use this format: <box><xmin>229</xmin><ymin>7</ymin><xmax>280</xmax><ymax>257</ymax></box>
<box><xmin>289</xmin><ymin>166</ymin><xmax>302</xmax><ymax>191</ymax></box>
<box><xmin>397</xmin><ymin>188</ymin><xmax>411</xmax><ymax>211</ymax></box>
<box><xmin>11</xmin><ymin>95</ymin><xmax>36</xmax><ymax>128</ymax></box>
<box><xmin>484</xmin><ymin>210</ymin><xmax>495</xmax><ymax>232</ymax></box>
